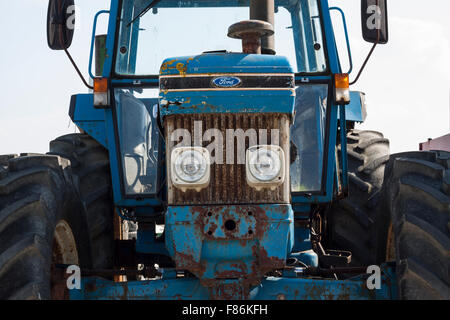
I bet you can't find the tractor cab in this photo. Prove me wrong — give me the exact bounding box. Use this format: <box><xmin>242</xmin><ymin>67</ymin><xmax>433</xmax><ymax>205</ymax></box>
<box><xmin>111</xmin><ymin>0</ymin><xmax>329</xmax><ymax>204</ymax></box>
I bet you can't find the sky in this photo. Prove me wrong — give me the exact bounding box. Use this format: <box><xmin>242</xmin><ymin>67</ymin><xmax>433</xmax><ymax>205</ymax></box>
<box><xmin>0</xmin><ymin>0</ymin><xmax>449</xmax><ymax>155</ymax></box>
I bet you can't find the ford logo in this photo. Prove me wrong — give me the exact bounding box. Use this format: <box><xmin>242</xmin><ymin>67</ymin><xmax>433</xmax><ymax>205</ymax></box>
<box><xmin>212</xmin><ymin>76</ymin><xmax>242</xmax><ymax>88</ymax></box>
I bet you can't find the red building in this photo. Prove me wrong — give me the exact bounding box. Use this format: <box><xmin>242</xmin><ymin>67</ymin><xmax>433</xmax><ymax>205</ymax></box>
<box><xmin>420</xmin><ymin>134</ymin><xmax>450</xmax><ymax>152</ymax></box>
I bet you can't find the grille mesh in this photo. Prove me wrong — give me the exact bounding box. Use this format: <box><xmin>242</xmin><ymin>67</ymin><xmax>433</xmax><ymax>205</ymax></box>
<box><xmin>165</xmin><ymin>113</ymin><xmax>290</xmax><ymax>205</ymax></box>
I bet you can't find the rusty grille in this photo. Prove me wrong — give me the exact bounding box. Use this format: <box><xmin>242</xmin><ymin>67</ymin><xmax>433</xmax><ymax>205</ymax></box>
<box><xmin>165</xmin><ymin>113</ymin><xmax>290</xmax><ymax>205</ymax></box>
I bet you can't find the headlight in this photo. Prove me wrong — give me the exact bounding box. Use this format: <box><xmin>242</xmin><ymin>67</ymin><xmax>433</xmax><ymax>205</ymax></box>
<box><xmin>171</xmin><ymin>147</ymin><xmax>210</xmax><ymax>192</ymax></box>
<box><xmin>246</xmin><ymin>145</ymin><xmax>285</xmax><ymax>190</ymax></box>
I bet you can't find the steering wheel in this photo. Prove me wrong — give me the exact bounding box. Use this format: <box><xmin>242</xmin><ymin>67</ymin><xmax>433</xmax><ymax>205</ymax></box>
<box><xmin>228</xmin><ymin>20</ymin><xmax>274</xmax><ymax>54</ymax></box>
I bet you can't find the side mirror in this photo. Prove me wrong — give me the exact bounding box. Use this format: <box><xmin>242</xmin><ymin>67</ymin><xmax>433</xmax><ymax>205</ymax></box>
<box><xmin>361</xmin><ymin>0</ymin><xmax>388</xmax><ymax>44</ymax></box>
<box><xmin>47</xmin><ymin>0</ymin><xmax>75</xmax><ymax>50</ymax></box>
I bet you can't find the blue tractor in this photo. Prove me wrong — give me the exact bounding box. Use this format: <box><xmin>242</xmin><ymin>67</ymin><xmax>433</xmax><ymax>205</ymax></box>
<box><xmin>0</xmin><ymin>0</ymin><xmax>448</xmax><ymax>300</ymax></box>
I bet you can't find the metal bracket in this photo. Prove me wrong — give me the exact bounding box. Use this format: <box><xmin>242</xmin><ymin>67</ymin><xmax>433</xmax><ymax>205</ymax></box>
<box><xmin>320</xmin><ymin>249</ymin><xmax>352</xmax><ymax>268</ymax></box>
<box><xmin>89</xmin><ymin>10</ymin><xmax>111</xmax><ymax>79</ymax></box>
<box><xmin>329</xmin><ymin>7</ymin><xmax>353</xmax><ymax>74</ymax></box>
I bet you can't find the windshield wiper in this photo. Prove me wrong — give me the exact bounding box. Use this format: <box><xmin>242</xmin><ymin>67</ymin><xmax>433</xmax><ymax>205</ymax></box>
<box><xmin>126</xmin><ymin>0</ymin><xmax>163</xmax><ymax>27</ymax></box>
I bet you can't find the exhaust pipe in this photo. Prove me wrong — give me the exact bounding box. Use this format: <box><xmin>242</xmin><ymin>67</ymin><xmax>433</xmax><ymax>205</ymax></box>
<box><xmin>250</xmin><ymin>0</ymin><xmax>275</xmax><ymax>55</ymax></box>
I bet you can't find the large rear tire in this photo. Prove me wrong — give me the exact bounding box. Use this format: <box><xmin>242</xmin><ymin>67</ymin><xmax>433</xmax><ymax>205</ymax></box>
<box><xmin>382</xmin><ymin>151</ymin><xmax>450</xmax><ymax>300</ymax></box>
<box><xmin>328</xmin><ymin>130</ymin><xmax>390</xmax><ymax>265</ymax></box>
<box><xmin>0</xmin><ymin>154</ymin><xmax>89</xmax><ymax>299</ymax></box>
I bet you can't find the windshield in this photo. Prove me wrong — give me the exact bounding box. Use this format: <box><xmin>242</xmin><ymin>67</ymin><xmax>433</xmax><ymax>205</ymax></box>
<box><xmin>115</xmin><ymin>0</ymin><xmax>327</xmax><ymax>76</ymax></box>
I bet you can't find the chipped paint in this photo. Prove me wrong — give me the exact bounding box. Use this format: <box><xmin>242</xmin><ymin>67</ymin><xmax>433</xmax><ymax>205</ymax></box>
<box><xmin>164</xmin><ymin>205</ymin><xmax>293</xmax><ymax>299</ymax></box>
<box><xmin>73</xmin><ymin>263</ymin><xmax>397</xmax><ymax>300</ymax></box>
<box><xmin>160</xmin><ymin>58</ymin><xmax>178</xmax><ymax>73</ymax></box>
<box><xmin>176</xmin><ymin>63</ymin><xmax>187</xmax><ymax>76</ymax></box>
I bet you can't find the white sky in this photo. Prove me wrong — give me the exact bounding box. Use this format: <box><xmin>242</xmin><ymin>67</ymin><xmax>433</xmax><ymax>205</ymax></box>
<box><xmin>0</xmin><ymin>0</ymin><xmax>449</xmax><ymax>155</ymax></box>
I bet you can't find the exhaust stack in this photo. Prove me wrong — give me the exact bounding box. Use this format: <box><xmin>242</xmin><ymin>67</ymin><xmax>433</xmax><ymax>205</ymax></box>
<box><xmin>250</xmin><ymin>0</ymin><xmax>275</xmax><ymax>55</ymax></box>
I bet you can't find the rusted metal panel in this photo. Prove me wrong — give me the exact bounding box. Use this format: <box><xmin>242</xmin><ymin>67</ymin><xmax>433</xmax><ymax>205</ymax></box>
<box><xmin>71</xmin><ymin>263</ymin><xmax>397</xmax><ymax>300</ymax></box>
<box><xmin>165</xmin><ymin>113</ymin><xmax>290</xmax><ymax>205</ymax></box>
<box><xmin>164</xmin><ymin>205</ymin><xmax>294</xmax><ymax>299</ymax></box>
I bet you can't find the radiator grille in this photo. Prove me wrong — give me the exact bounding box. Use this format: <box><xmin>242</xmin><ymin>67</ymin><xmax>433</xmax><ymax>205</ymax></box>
<box><xmin>165</xmin><ymin>113</ymin><xmax>290</xmax><ymax>205</ymax></box>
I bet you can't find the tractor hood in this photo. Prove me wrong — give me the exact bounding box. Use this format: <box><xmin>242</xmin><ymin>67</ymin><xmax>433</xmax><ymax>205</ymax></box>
<box><xmin>159</xmin><ymin>52</ymin><xmax>296</xmax><ymax>117</ymax></box>
<box><xmin>159</xmin><ymin>52</ymin><xmax>294</xmax><ymax>75</ymax></box>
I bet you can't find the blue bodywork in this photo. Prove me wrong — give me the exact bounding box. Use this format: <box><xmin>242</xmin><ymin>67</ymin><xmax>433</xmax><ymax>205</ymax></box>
<box><xmin>165</xmin><ymin>205</ymin><xmax>294</xmax><ymax>285</ymax></box>
<box><xmin>67</xmin><ymin>0</ymin><xmax>393</xmax><ymax>300</ymax></box>
<box><xmin>159</xmin><ymin>54</ymin><xmax>296</xmax><ymax>116</ymax></box>
<box><xmin>71</xmin><ymin>263</ymin><xmax>397</xmax><ymax>300</ymax></box>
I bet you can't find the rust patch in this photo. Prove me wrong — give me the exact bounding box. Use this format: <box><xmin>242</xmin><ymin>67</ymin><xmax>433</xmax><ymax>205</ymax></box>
<box><xmin>206</xmin><ymin>281</ymin><xmax>250</xmax><ymax>300</ymax></box>
<box><xmin>50</xmin><ymin>266</ymin><xmax>70</xmax><ymax>300</ymax></box>
<box><xmin>120</xmin><ymin>282</ymin><xmax>129</xmax><ymax>300</ymax></box>
<box><xmin>160</xmin><ymin>57</ymin><xmax>194</xmax><ymax>76</ymax></box>
<box><xmin>174</xmin><ymin>251</ymin><xmax>206</xmax><ymax>277</ymax></box>
<box><xmin>152</xmin><ymin>282</ymin><xmax>170</xmax><ymax>298</ymax></box>
<box><xmin>215</xmin><ymin>263</ymin><xmax>247</xmax><ymax>279</ymax></box>
<box><xmin>176</xmin><ymin>63</ymin><xmax>187</xmax><ymax>76</ymax></box>
<box><xmin>50</xmin><ymin>240</ymin><xmax>71</xmax><ymax>300</ymax></box>
<box><xmin>206</xmin><ymin>222</ymin><xmax>218</xmax><ymax>237</ymax></box>
<box><xmin>252</xmin><ymin>245</ymin><xmax>285</xmax><ymax>283</ymax></box>
<box><xmin>84</xmin><ymin>280</ymin><xmax>98</xmax><ymax>294</ymax></box>
<box><xmin>193</xmin><ymin>205</ymin><xmax>259</xmax><ymax>240</ymax></box>
<box><xmin>160</xmin><ymin>59</ymin><xmax>178</xmax><ymax>73</ymax></box>
<box><xmin>251</xmin><ymin>205</ymin><xmax>270</xmax><ymax>237</ymax></box>
<box><xmin>171</xmin><ymin>205</ymin><xmax>288</xmax><ymax>299</ymax></box>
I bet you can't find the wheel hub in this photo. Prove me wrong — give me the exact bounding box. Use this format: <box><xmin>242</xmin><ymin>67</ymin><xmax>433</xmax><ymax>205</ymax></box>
<box><xmin>51</xmin><ymin>220</ymin><xmax>79</xmax><ymax>300</ymax></box>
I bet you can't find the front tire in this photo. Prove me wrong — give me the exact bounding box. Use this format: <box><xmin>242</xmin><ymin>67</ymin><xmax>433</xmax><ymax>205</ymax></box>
<box><xmin>328</xmin><ymin>130</ymin><xmax>390</xmax><ymax>265</ymax></box>
<box><xmin>49</xmin><ymin>134</ymin><xmax>115</xmax><ymax>269</ymax></box>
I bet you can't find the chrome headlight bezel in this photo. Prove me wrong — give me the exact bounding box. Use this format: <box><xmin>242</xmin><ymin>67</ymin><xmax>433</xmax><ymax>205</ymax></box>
<box><xmin>170</xmin><ymin>147</ymin><xmax>211</xmax><ymax>192</ymax></box>
<box><xmin>246</xmin><ymin>145</ymin><xmax>285</xmax><ymax>190</ymax></box>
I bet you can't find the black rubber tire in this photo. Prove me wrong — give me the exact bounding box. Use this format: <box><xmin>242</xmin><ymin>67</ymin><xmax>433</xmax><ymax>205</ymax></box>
<box><xmin>381</xmin><ymin>151</ymin><xmax>450</xmax><ymax>300</ymax></box>
<box><xmin>0</xmin><ymin>154</ymin><xmax>89</xmax><ymax>300</ymax></box>
<box><xmin>49</xmin><ymin>134</ymin><xmax>115</xmax><ymax>270</ymax></box>
<box><xmin>328</xmin><ymin>130</ymin><xmax>390</xmax><ymax>266</ymax></box>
